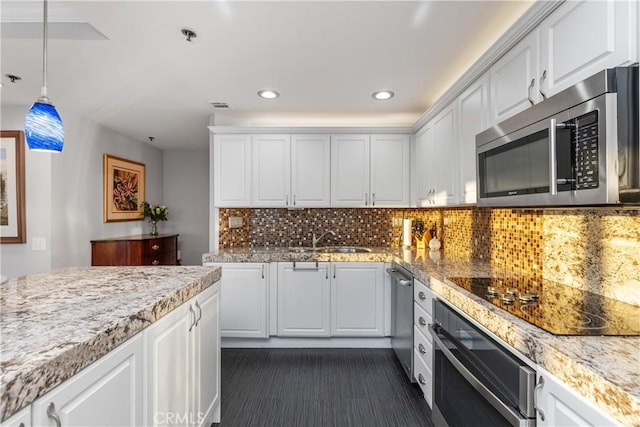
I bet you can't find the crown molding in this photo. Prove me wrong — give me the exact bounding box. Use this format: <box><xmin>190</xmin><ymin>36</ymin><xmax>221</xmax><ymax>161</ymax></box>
<box><xmin>208</xmin><ymin>126</ymin><xmax>413</xmax><ymax>135</ymax></box>
<box><xmin>411</xmin><ymin>0</ymin><xmax>564</xmax><ymax>132</ymax></box>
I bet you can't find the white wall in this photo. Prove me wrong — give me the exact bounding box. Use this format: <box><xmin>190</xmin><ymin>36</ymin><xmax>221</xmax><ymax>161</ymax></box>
<box><xmin>1</xmin><ymin>105</ymin><xmax>164</xmax><ymax>277</ymax></box>
<box><xmin>162</xmin><ymin>150</ymin><xmax>209</xmax><ymax>265</ymax></box>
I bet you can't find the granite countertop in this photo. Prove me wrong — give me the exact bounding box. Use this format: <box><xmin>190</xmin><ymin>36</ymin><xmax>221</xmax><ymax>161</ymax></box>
<box><xmin>203</xmin><ymin>247</ymin><xmax>640</xmax><ymax>426</ymax></box>
<box><xmin>0</xmin><ymin>266</ymin><xmax>221</xmax><ymax>422</ymax></box>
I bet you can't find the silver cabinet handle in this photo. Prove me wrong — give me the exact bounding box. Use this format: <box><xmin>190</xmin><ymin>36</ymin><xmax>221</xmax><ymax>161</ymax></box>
<box><xmin>549</xmin><ymin>118</ymin><xmax>558</xmax><ymax>196</ymax></box>
<box><xmin>372</xmin><ymin>193</ymin><xmax>375</xmax><ymax>206</ymax></box>
<box><xmin>418</xmin><ymin>317</ymin><xmax>427</xmax><ymax>326</ymax></box>
<box><xmin>195</xmin><ymin>300</ymin><xmax>202</xmax><ymax>327</ymax></box>
<box><xmin>292</xmin><ymin>261</ymin><xmax>320</xmax><ymax>271</ymax></box>
<box><xmin>418</xmin><ymin>343</ymin><xmax>426</xmax><ymax>354</ymax></box>
<box><xmin>534</xmin><ymin>376</ymin><xmax>546</xmax><ymax>421</ymax></box>
<box><xmin>293</xmin><ymin>194</ymin><xmax>296</xmax><ymax>206</ymax></box>
<box><xmin>527</xmin><ymin>78</ymin><xmax>535</xmax><ymax>105</ymax></box>
<box><xmin>418</xmin><ymin>373</ymin><xmax>427</xmax><ymax>385</ymax></box>
<box><xmin>261</xmin><ymin>264</ymin><xmax>265</xmax><ymax>279</ymax></box>
<box><xmin>418</xmin><ymin>291</ymin><xmax>426</xmax><ymax>300</ymax></box>
<box><xmin>188</xmin><ymin>304</ymin><xmax>196</xmax><ymax>332</ymax></box>
<box><xmin>286</xmin><ymin>194</ymin><xmax>289</xmax><ymax>206</ymax></box>
<box><xmin>326</xmin><ymin>267</ymin><xmax>329</xmax><ymax>280</ymax></box>
<box><xmin>333</xmin><ymin>265</ymin><xmax>336</xmax><ymax>279</ymax></box>
<box><xmin>539</xmin><ymin>70</ymin><xmax>547</xmax><ymax>99</ymax></box>
<box><xmin>47</xmin><ymin>402</ymin><xmax>62</xmax><ymax>427</ymax></box>
<box><xmin>364</xmin><ymin>193</ymin><xmax>369</xmax><ymax>206</ymax></box>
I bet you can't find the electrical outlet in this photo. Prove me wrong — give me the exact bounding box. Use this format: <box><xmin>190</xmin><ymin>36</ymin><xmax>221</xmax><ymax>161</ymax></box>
<box><xmin>443</xmin><ymin>217</ymin><xmax>450</xmax><ymax>226</ymax></box>
<box><xmin>228</xmin><ymin>216</ymin><xmax>243</xmax><ymax>228</ymax></box>
<box><xmin>392</xmin><ymin>217</ymin><xmax>403</xmax><ymax>228</ymax></box>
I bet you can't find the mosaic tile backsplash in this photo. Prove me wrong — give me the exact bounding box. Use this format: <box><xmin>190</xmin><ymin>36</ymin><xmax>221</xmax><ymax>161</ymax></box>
<box><xmin>218</xmin><ymin>207</ymin><xmax>640</xmax><ymax>304</ymax></box>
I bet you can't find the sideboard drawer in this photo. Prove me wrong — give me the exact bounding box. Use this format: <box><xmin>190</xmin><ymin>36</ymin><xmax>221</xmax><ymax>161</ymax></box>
<box><xmin>91</xmin><ymin>234</ymin><xmax>178</xmax><ymax>266</ymax></box>
<box><xmin>143</xmin><ymin>237</ymin><xmax>176</xmax><ymax>256</ymax></box>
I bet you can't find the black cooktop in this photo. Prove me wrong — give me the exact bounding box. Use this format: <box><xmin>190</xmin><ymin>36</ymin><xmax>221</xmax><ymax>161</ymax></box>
<box><xmin>446</xmin><ymin>276</ymin><xmax>640</xmax><ymax>336</ymax></box>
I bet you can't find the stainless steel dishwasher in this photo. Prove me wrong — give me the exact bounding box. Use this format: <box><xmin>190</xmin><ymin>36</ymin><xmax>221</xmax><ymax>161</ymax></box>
<box><xmin>387</xmin><ymin>262</ymin><xmax>414</xmax><ymax>382</ymax></box>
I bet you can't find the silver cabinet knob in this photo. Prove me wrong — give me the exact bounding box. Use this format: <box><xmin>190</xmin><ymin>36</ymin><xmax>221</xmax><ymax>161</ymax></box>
<box><xmin>418</xmin><ymin>291</ymin><xmax>426</xmax><ymax>300</ymax></box>
<box><xmin>152</xmin><ymin>244</ymin><xmax>160</xmax><ymax>251</ymax></box>
<box><xmin>418</xmin><ymin>373</ymin><xmax>427</xmax><ymax>385</ymax></box>
<box><xmin>419</xmin><ymin>343</ymin><xmax>426</xmax><ymax>354</ymax></box>
<box><xmin>152</xmin><ymin>260</ymin><xmax>160</xmax><ymax>266</ymax></box>
<box><xmin>47</xmin><ymin>402</ymin><xmax>62</xmax><ymax>427</ymax></box>
<box><xmin>418</xmin><ymin>317</ymin><xmax>427</xmax><ymax>326</ymax></box>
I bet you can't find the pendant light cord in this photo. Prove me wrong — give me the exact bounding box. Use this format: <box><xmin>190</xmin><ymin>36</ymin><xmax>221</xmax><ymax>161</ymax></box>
<box><xmin>41</xmin><ymin>0</ymin><xmax>48</xmax><ymax>99</ymax></box>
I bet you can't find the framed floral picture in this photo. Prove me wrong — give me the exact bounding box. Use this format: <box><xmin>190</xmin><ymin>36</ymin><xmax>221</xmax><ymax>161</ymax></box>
<box><xmin>103</xmin><ymin>154</ymin><xmax>145</xmax><ymax>222</ymax></box>
<box><xmin>0</xmin><ymin>131</ymin><xmax>26</xmax><ymax>243</ymax></box>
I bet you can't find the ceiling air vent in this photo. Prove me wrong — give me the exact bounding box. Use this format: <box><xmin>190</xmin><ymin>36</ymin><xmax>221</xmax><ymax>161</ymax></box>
<box><xmin>209</xmin><ymin>102</ymin><xmax>230</xmax><ymax>110</ymax></box>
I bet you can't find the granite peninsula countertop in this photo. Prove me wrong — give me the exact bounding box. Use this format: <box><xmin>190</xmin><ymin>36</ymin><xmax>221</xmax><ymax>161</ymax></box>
<box><xmin>0</xmin><ymin>265</ymin><xmax>221</xmax><ymax>422</ymax></box>
<box><xmin>204</xmin><ymin>247</ymin><xmax>640</xmax><ymax>426</ymax></box>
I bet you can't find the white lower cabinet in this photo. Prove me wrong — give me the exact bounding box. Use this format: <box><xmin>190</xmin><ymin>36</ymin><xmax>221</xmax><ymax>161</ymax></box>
<box><xmin>0</xmin><ymin>405</ymin><xmax>31</xmax><ymax>427</ymax></box>
<box><xmin>277</xmin><ymin>262</ymin><xmax>331</xmax><ymax>337</ymax></box>
<box><xmin>31</xmin><ymin>333</ymin><xmax>143</xmax><ymax>427</ymax></box>
<box><xmin>145</xmin><ymin>284</ymin><xmax>220</xmax><ymax>427</ymax></box>
<box><xmin>413</xmin><ymin>279</ymin><xmax>435</xmax><ymax>408</ymax></box>
<box><xmin>206</xmin><ymin>262</ymin><xmax>268</xmax><ymax>338</ymax></box>
<box><xmin>536</xmin><ymin>367</ymin><xmax>619</xmax><ymax>427</ymax></box>
<box><xmin>330</xmin><ymin>262</ymin><xmax>384</xmax><ymax>337</ymax></box>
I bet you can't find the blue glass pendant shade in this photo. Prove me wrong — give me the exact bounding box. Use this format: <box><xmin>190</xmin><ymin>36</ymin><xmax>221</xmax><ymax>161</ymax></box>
<box><xmin>25</xmin><ymin>100</ymin><xmax>64</xmax><ymax>152</ymax></box>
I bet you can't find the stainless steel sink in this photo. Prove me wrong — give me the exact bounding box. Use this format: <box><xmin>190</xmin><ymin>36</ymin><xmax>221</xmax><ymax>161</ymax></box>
<box><xmin>315</xmin><ymin>246</ymin><xmax>372</xmax><ymax>253</ymax></box>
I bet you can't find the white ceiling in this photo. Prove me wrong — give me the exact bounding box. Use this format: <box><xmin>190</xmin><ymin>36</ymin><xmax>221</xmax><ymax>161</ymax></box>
<box><xmin>0</xmin><ymin>0</ymin><xmax>533</xmax><ymax>150</ymax></box>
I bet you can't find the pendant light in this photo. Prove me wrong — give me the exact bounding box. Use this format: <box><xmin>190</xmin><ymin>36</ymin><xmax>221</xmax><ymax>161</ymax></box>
<box><xmin>25</xmin><ymin>0</ymin><xmax>64</xmax><ymax>152</ymax></box>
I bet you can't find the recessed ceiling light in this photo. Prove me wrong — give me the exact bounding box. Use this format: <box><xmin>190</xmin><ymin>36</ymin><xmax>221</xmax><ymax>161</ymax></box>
<box><xmin>258</xmin><ymin>90</ymin><xmax>280</xmax><ymax>99</ymax></box>
<box><xmin>372</xmin><ymin>90</ymin><xmax>394</xmax><ymax>100</ymax></box>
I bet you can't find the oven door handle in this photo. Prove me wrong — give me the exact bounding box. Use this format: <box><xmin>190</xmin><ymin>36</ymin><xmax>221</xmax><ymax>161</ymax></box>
<box><xmin>429</xmin><ymin>325</ymin><xmax>533</xmax><ymax>427</ymax></box>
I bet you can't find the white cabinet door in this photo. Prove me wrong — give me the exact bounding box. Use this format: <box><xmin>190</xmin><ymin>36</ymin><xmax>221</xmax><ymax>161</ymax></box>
<box><xmin>211</xmin><ymin>262</ymin><xmax>268</xmax><ymax>338</ymax></box>
<box><xmin>213</xmin><ymin>134</ymin><xmax>252</xmax><ymax>207</ymax></box>
<box><xmin>144</xmin><ymin>302</ymin><xmax>192</xmax><ymax>427</ymax></box>
<box><xmin>432</xmin><ymin>104</ymin><xmax>458</xmax><ymax>206</ymax></box>
<box><xmin>192</xmin><ymin>285</ymin><xmax>221</xmax><ymax>427</ymax></box>
<box><xmin>538</xmin><ymin>0</ymin><xmax>638</xmax><ymax>98</ymax></box>
<box><xmin>330</xmin><ymin>262</ymin><xmax>384</xmax><ymax>337</ymax></box>
<box><xmin>32</xmin><ymin>334</ymin><xmax>143</xmax><ymax>427</ymax></box>
<box><xmin>277</xmin><ymin>262</ymin><xmax>331</xmax><ymax>337</ymax></box>
<box><xmin>331</xmin><ymin>134</ymin><xmax>371</xmax><ymax>207</ymax></box>
<box><xmin>1</xmin><ymin>405</ymin><xmax>30</xmax><ymax>427</ymax></box>
<box><xmin>370</xmin><ymin>134</ymin><xmax>410</xmax><ymax>207</ymax></box>
<box><xmin>414</xmin><ymin>123</ymin><xmax>435</xmax><ymax>207</ymax></box>
<box><xmin>291</xmin><ymin>134</ymin><xmax>331</xmax><ymax>207</ymax></box>
<box><xmin>536</xmin><ymin>368</ymin><xmax>618</xmax><ymax>427</ymax></box>
<box><xmin>252</xmin><ymin>134</ymin><xmax>291</xmax><ymax>207</ymax></box>
<box><xmin>457</xmin><ymin>72</ymin><xmax>490</xmax><ymax>204</ymax></box>
<box><xmin>490</xmin><ymin>30</ymin><xmax>539</xmax><ymax>125</ymax></box>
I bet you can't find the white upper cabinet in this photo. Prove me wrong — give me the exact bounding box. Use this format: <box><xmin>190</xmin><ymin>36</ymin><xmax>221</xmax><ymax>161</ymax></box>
<box><xmin>213</xmin><ymin>134</ymin><xmax>252</xmax><ymax>207</ymax></box>
<box><xmin>252</xmin><ymin>134</ymin><xmax>291</xmax><ymax>207</ymax></box>
<box><xmin>415</xmin><ymin>123</ymin><xmax>435</xmax><ymax>207</ymax></box>
<box><xmin>432</xmin><ymin>104</ymin><xmax>458</xmax><ymax>206</ymax></box>
<box><xmin>331</xmin><ymin>134</ymin><xmax>371</xmax><ymax>207</ymax></box>
<box><xmin>490</xmin><ymin>30</ymin><xmax>539</xmax><ymax>125</ymax></box>
<box><xmin>457</xmin><ymin>72</ymin><xmax>490</xmax><ymax>204</ymax></box>
<box><xmin>291</xmin><ymin>134</ymin><xmax>331</xmax><ymax>207</ymax></box>
<box><xmin>370</xmin><ymin>134</ymin><xmax>410</xmax><ymax>207</ymax></box>
<box><xmin>538</xmin><ymin>0</ymin><xmax>638</xmax><ymax>98</ymax></box>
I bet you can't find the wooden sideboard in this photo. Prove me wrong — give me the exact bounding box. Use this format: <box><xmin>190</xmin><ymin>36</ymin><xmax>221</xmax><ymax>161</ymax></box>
<box><xmin>91</xmin><ymin>234</ymin><xmax>179</xmax><ymax>266</ymax></box>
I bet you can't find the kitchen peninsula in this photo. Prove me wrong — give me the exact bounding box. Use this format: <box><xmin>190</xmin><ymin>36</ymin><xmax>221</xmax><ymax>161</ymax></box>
<box><xmin>0</xmin><ymin>266</ymin><xmax>221</xmax><ymax>425</ymax></box>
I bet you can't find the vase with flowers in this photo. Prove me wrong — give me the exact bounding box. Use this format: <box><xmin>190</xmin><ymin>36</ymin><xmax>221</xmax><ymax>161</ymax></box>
<box><xmin>142</xmin><ymin>201</ymin><xmax>169</xmax><ymax>235</ymax></box>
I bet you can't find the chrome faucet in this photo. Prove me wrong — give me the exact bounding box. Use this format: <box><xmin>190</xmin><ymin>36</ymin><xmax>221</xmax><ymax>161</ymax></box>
<box><xmin>312</xmin><ymin>230</ymin><xmax>336</xmax><ymax>249</ymax></box>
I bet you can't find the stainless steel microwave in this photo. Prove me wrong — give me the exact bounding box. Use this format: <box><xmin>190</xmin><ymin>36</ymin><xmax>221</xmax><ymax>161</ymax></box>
<box><xmin>476</xmin><ymin>65</ymin><xmax>639</xmax><ymax>207</ymax></box>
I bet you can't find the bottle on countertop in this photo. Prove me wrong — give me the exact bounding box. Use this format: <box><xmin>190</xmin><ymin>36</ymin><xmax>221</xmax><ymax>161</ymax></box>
<box><xmin>428</xmin><ymin>223</ymin><xmax>441</xmax><ymax>250</ymax></box>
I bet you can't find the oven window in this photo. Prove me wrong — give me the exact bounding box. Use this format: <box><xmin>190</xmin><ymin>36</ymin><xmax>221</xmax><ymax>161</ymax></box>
<box><xmin>434</xmin><ymin>346</ymin><xmax>512</xmax><ymax>427</ymax></box>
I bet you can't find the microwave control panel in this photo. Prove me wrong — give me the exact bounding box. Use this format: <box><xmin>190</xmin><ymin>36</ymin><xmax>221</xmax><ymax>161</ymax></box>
<box><xmin>574</xmin><ymin>111</ymin><xmax>599</xmax><ymax>190</ymax></box>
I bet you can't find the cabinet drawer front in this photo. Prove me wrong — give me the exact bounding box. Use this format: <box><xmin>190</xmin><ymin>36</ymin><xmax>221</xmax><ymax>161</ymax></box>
<box><xmin>413</xmin><ymin>279</ymin><xmax>435</xmax><ymax>315</ymax></box>
<box><xmin>414</xmin><ymin>303</ymin><xmax>432</xmax><ymax>339</ymax></box>
<box><xmin>143</xmin><ymin>236</ymin><xmax>176</xmax><ymax>255</ymax></box>
<box><xmin>413</xmin><ymin>347</ymin><xmax>433</xmax><ymax>408</ymax></box>
<box><xmin>142</xmin><ymin>252</ymin><xmax>176</xmax><ymax>266</ymax></box>
<box><xmin>413</xmin><ymin>324</ymin><xmax>433</xmax><ymax>369</ymax></box>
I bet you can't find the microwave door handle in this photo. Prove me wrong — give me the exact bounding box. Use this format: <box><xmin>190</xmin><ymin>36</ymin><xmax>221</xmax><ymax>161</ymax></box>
<box><xmin>430</xmin><ymin>326</ymin><xmax>531</xmax><ymax>427</ymax></box>
<box><xmin>549</xmin><ymin>118</ymin><xmax>558</xmax><ymax>196</ymax></box>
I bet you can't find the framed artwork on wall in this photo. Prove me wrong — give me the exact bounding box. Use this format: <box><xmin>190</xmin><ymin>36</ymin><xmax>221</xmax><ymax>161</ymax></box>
<box><xmin>103</xmin><ymin>154</ymin><xmax>145</xmax><ymax>222</ymax></box>
<box><xmin>0</xmin><ymin>131</ymin><xmax>26</xmax><ymax>243</ymax></box>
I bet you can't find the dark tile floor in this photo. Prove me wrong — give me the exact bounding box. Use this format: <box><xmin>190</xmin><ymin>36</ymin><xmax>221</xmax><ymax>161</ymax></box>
<box><xmin>216</xmin><ymin>348</ymin><xmax>434</xmax><ymax>427</ymax></box>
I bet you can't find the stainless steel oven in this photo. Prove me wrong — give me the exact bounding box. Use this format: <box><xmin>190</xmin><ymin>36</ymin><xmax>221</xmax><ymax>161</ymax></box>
<box><xmin>430</xmin><ymin>300</ymin><xmax>536</xmax><ymax>427</ymax></box>
<box><xmin>476</xmin><ymin>65</ymin><xmax>638</xmax><ymax>207</ymax></box>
